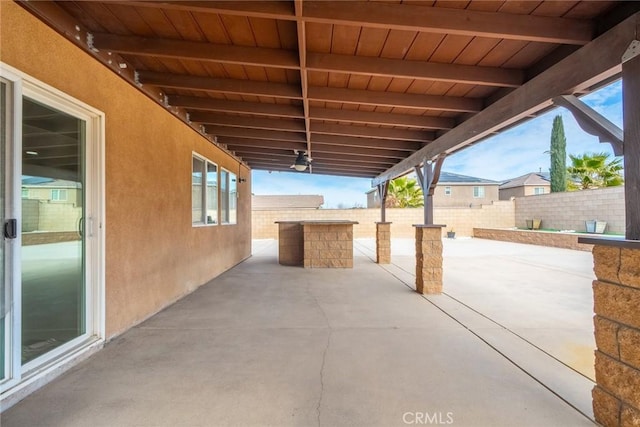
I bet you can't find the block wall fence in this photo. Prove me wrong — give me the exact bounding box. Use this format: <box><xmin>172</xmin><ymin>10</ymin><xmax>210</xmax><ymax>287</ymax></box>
<box><xmin>515</xmin><ymin>186</ymin><xmax>625</xmax><ymax>234</ymax></box>
<box><xmin>252</xmin><ymin>201</ymin><xmax>515</xmax><ymax>239</ymax></box>
<box><xmin>253</xmin><ymin>186</ymin><xmax>625</xmax><ymax>240</ymax></box>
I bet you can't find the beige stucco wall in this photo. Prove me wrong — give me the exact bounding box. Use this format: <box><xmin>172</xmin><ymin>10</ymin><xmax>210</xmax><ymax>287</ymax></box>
<box><xmin>500</xmin><ymin>184</ymin><xmax>551</xmax><ymax>200</ymax></box>
<box><xmin>433</xmin><ymin>184</ymin><xmax>499</xmax><ymax>207</ymax></box>
<box><xmin>253</xmin><ymin>201</ymin><xmax>515</xmax><ymax>239</ymax></box>
<box><xmin>514</xmin><ymin>186</ymin><xmax>625</xmax><ymax>234</ymax></box>
<box><xmin>2</xmin><ymin>2</ymin><xmax>252</xmax><ymax>338</ymax></box>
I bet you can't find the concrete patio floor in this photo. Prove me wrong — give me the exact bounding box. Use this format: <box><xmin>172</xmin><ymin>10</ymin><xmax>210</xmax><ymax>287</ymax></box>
<box><xmin>2</xmin><ymin>238</ymin><xmax>596</xmax><ymax>426</ymax></box>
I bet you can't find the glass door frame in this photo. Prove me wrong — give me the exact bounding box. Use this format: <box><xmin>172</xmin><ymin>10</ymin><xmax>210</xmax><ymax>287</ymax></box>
<box><xmin>0</xmin><ymin>63</ymin><xmax>105</xmax><ymax>395</ymax></box>
<box><xmin>1</xmin><ymin>68</ymin><xmax>23</xmax><ymax>391</ymax></box>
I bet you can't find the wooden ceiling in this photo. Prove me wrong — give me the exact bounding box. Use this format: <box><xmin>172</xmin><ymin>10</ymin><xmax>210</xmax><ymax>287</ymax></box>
<box><xmin>19</xmin><ymin>1</ymin><xmax>638</xmax><ymax>179</ymax></box>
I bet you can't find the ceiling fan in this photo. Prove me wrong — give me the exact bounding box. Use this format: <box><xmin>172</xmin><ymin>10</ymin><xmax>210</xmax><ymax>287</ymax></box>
<box><xmin>290</xmin><ymin>150</ymin><xmax>312</xmax><ymax>172</ymax></box>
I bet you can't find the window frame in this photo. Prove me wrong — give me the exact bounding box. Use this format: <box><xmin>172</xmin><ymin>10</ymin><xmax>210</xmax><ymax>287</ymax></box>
<box><xmin>444</xmin><ymin>186</ymin><xmax>452</xmax><ymax>196</ymax></box>
<box><xmin>473</xmin><ymin>186</ymin><xmax>485</xmax><ymax>198</ymax></box>
<box><xmin>533</xmin><ymin>187</ymin><xmax>545</xmax><ymax>195</ymax></box>
<box><xmin>220</xmin><ymin>168</ymin><xmax>237</xmax><ymax>225</ymax></box>
<box><xmin>191</xmin><ymin>152</ymin><xmax>218</xmax><ymax>227</ymax></box>
<box><xmin>50</xmin><ymin>188</ymin><xmax>67</xmax><ymax>201</ymax></box>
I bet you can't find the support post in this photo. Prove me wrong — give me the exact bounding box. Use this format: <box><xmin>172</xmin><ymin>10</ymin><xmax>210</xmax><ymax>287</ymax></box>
<box><xmin>414</xmin><ymin>155</ymin><xmax>445</xmax><ymax>225</ymax></box>
<box><xmin>622</xmin><ymin>41</ymin><xmax>640</xmax><ymax>240</ymax></box>
<box><xmin>413</xmin><ymin>224</ymin><xmax>446</xmax><ymax>294</ymax></box>
<box><xmin>377</xmin><ymin>181</ymin><xmax>389</xmax><ymax>222</ymax></box>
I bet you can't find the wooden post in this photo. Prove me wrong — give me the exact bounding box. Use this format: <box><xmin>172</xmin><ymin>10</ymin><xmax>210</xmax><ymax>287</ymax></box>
<box><xmin>623</xmin><ymin>41</ymin><xmax>640</xmax><ymax>240</ymax></box>
<box><xmin>377</xmin><ymin>181</ymin><xmax>389</xmax><ymax>222</ymax></box>
<box><xmin>414</xmin><ymin>156</ymin><xmax>445</xmax><ymax>225</ymax></box>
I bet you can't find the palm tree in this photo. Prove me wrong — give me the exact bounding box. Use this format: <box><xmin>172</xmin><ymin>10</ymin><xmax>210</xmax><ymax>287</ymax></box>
<box><xmin>385</xmin><ymin>177</ymin><xmax>424</xmax><ymax>208</ymax></box>
<box><xmin>567</xmin><ymin>152</ymin><xmax>624</xmax><ymax>190</ymax></box>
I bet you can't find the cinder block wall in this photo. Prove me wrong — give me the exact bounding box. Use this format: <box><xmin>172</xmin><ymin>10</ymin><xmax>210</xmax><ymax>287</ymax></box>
<box><xmin>515</xmin><ymin>187</ymin><xmax>625</xmax><ymax>234</ymax></box>
<box><xmin>252</xmin><ymin>201</ymin><xmax>515</xmax><ymax>239</ymax></box>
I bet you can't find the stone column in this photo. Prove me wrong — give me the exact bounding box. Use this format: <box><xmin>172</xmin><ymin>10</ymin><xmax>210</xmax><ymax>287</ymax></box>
<box><xmin>376</xmin><ymin>222</ymin><xmax>391</xmax><ymax>264</ymax></box>
<box><xmin>414</xmin><ymin>225</ymin><xmax>445</xmax><ymax>294</ymax></box>
<box><xmin>587</xmin><ymin>241</ymin><xmax>640</xmax><ymax>426</ymax></box>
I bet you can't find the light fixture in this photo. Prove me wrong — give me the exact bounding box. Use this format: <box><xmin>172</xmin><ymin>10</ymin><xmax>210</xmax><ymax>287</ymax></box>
<box><xmin>26</xmin><ymin>151</ymin><xmax>38</xmax><ymax>156</ymax></box>
<box><xmin>291</xmin><ymin>151</ymin><xmax>311</xmax><ymax>172</ymax></box>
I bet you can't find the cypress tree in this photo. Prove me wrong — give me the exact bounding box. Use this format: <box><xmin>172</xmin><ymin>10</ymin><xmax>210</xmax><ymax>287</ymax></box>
<box><xmin>549</xmin><ymin>115</ymin><xmax>567</xmax><ymax>192</ymax></box>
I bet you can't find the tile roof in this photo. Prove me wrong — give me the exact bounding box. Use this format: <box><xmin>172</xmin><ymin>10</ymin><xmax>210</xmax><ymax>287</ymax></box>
<box><xmin>499</xmin><ymin>173</ymin><xmax>551</xmax><ymax>189</ymax></box>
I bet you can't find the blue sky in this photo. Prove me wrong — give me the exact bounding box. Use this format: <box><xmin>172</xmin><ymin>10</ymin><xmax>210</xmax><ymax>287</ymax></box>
<box><xmin>252</xmin><ymin>80</ymin><xmax>623</xmax><ymax>208</ymax></box>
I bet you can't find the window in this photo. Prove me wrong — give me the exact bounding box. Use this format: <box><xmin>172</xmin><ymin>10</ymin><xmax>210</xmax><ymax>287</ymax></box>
<box><xmin>220</xmin><ymin>169</ymin><xmax>237</xmax><ymax>225</ymax></box>
<box><xmin>51</xmin><ymin>189</ymin><xmax>67</xmax><ymax>201</ymax></box>
<box><xmin>444</xmin><ymin>186</ymin><xmax>452</xmax><ymax>196</ymax></box>
<box><xmin>534</xmin><ymin>187</ymin><xmax>545</xmax><ymax>195</ymax></box>
<box><xmin>473</xmin><ymin>186</ymin><xmax>485</xmax><ymax>198</ymax></box>
<box><xmin>21</xmin><ymin>188</ymin><xmax>29</xmax><ymax>199</ymax></box>
<box><xmin>192</xmin><ymin>154</ymin><xmax>217</xmax><ymax>225</ymax></box>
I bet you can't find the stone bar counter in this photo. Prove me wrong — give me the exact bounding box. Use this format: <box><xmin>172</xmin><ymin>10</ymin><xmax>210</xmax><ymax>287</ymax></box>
<box><xmin>275</xmin><ymin>220</ymin><xmax>358</xmax><ymax>268</ymax></box>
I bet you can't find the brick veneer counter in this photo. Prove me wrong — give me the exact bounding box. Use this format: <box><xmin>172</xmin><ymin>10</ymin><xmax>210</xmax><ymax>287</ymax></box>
<box><xmin>302</xmin><ymin>221</ymin><xmax>358</xmax><ymax>268</ymax></box>
<box><xmin>276</xmin><ymin>220</ymin><xmax>358</xmax><ymax>268</ymax></box>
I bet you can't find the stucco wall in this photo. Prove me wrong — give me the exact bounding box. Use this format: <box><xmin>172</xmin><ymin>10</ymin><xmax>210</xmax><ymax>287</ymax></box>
<box><xmin>2</xmin><ymin>3</ymin><xmax>252</xmax><ymax>338</ymax></box>
<box><xmin>253</xmin><ymin>201</ymin><xmax>515</xmax><ymax>239</ymax></box>
<box><xmin>514</xmin><ymin>186</ymin><xmax>625</xmax><ymax>234</ymax></box>
<box><xmin>433</xmin><ymin>184</ymin><xmax>500</xmax><ymax>207</ymax></box>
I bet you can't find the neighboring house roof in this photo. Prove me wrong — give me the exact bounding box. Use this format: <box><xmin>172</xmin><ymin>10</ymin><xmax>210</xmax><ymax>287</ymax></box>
<box><xmin>252</xmin><ymin>195</ymin><xmax>324</xmax><ymax>210</ymax></box>
<box><xmin>438</xmin><ymin>171</ymin><xmax>499</xmax><ymax>185</ymax></box>
<box><xmin>499</xmin><ymin>173</ymin><xmax>551</xmax><ymax>189</ymax></box>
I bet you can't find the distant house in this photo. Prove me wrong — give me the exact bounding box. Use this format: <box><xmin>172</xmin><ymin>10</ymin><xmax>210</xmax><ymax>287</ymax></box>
<box><xmin>499</xmin><ymin>172</ymin><xmax>551</xmax><ymax>200</ymax></box>
<box><xmin>252</xmin><ymin>195</ymin><xmax>324</xmax><ymax>210</ymax></box>
<box><xmin>366</xmin><ymin>171</ymin><xmax>500</xmax><ymax>208</ymax></box>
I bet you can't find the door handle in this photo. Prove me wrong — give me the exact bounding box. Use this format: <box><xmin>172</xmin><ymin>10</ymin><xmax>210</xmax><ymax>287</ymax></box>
<box><xmin>78</xmin><ymin>217</ymin><xmax>84</xmax><ymax>238</ymax></box>
<box><xmin>3</xmin><ymin>219</ymin><xmax>17</xmax><ymax>239</ymax></box>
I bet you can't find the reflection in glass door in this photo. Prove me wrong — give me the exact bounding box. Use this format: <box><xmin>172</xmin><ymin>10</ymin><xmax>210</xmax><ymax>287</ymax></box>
<box><xmin>21</xmin><ymin>97</ymin><xmax>85</xmax><ymax>364</ymax></box>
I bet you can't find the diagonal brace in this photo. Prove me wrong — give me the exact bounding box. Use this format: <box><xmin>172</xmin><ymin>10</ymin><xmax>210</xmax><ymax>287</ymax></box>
<box><xmin>553</xmin><ymin>95</ymin><xmax>623</xmax><ymax>156</ymax></box>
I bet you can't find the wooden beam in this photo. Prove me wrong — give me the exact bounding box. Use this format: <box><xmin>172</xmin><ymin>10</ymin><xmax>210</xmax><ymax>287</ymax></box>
<box><xmin>311</xmin><ymin>144</ymin><xmax>409</xmax><ymax>159</ymax></box>
<box><xmin>302</xmin><ymin>1</ymin><xmax>593</xmax><ymax>45</ymax></box>
<box><xmin>239</xmin><ymin>154</ymin><xmax>387</xmax><ymax>172</ymax></box>
<box><xmin>137</xmin><ymin>71</ymin><xmax>301</xmax><ymax>99</ymax></box>
<box><xmin>307</xmin><ymin>86</ymin><xmax>482</xmax><ymax>113</ymax></box>
<box><xmin>311</xmin><ymin>133</ymin><xmax>420</xmax><ymax>151</ymax></box>
<box><xmin>307</xmin><ymin>53</ymin><xmax>523</xmax><ymax>87</ymax></box>
<box><xmin>622</xmin><ymin>41</ymin><xmax>640</xmax><ymax>240</ymax></box>
<box><xmin>309</xmin><ymin>107</ymin><xmax>454</xmax><ymax>130</ymax></box>
<box><xmin>227</xmin><ymin>145</ymin><xmax>396</xmax><ymax>166</ymax></box>
<box><xmin>112</xmin><ymin>1</ymin><xmax>296</xmax><ymax>20</ymax></box>
<box><xmin>168</xmin><ymin>96</ymin><xmax>304</xmax><ymax>118</ymax></box>
<box><xmin>217</xmin><ymin>137</ymin><xmax>306</xmax><ymax>152</ymax></box>
<box><xmin>92</xmin><ymin>33</ymin><xmax>299</xmax><ymax>69</ymax></box>
<box><xmin>372</xmin><ymin>12</ymin><xmax>640</xmax><ymax>186</ymax></box>
<box><xmin>248</xmin><ymin>163</ymin><xmax>376</xmax><ymax>178</ymax></box>
<box><xmin>311</xmin><ymin>122</ymin><xmax>433</xmax><ymax>142</ymax></box>
<box><xmin>294</xmin><ymin>0</ymin><xmax>312</xmax><ymax>158</ymax></box>
<box><xmin>206</xmin><ymin>126</ymin><xmax>306</xmax><ymax>142</ymax></box>
<box><xmin>190</xmin><ymin>112</ymin><xmax>305</xmax><ymax>132</ymax></box>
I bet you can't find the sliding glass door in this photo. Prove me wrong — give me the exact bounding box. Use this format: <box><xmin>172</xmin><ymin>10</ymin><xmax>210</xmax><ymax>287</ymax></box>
<box><xmin>21</xmin><ymin>97</ymin><xmax>86</xmax><ymax>365</ymax></box>
<box><xmin>0</xmin><ymin>65</ymin><xmax>103</xmax><ymax>395</ymax></box>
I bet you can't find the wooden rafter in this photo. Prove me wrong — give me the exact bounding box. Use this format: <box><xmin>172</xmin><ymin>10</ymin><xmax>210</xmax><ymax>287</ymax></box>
<box><xmin>116</xmin><ymin>0</ymin><xmax>593</xmax><ymax>44</ymax></box>
<box><xmin>190</xmin><ymin>113</ymin><xmax>306</xmax><ymax>133</ymax></box>
<box><xmin>294</xmin><ymin>0</ymin><xmax>312</xmax><ymax>162</ymax></box>
<box><xmin>307</xmin><ymin>87</ymin><xmax>482</xmax><ymax>113</ymax></box>
<box><xmin>308</xmin><ymin>107</ymin><xmax>454</xmax><ymax>130</ymax></box>
<box><xmin>310</xmin><ymin>134</ymin><xmax>420</xmax><ymax>151</ymax></box>
<box><xmin>306</xmin><ymin>53</ymin><xmax>523</xmax><ymax>87</ymax></box>
<box><xmin>92</xmin><ymin>33</ymin><xmax>300</xmax><ymax>69</ymax></box>
<box><xmin>168</xmin><ymin>96</ymin><xmax>304</xmax><ymax>118</ymax></box>
<box><xmin>310</xmin><ymin>122</ymin><xmax>433</xmax><ymax>142</ymax></box>
<box><xmin>206</xmin><ymin>126</ymin><xmax>306</xmax><ymax>142</ymax></box>
<box><xmin>137</xmin><ymin>71</ymin><xmax>302</xmax><ymax>99</ymax></box>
